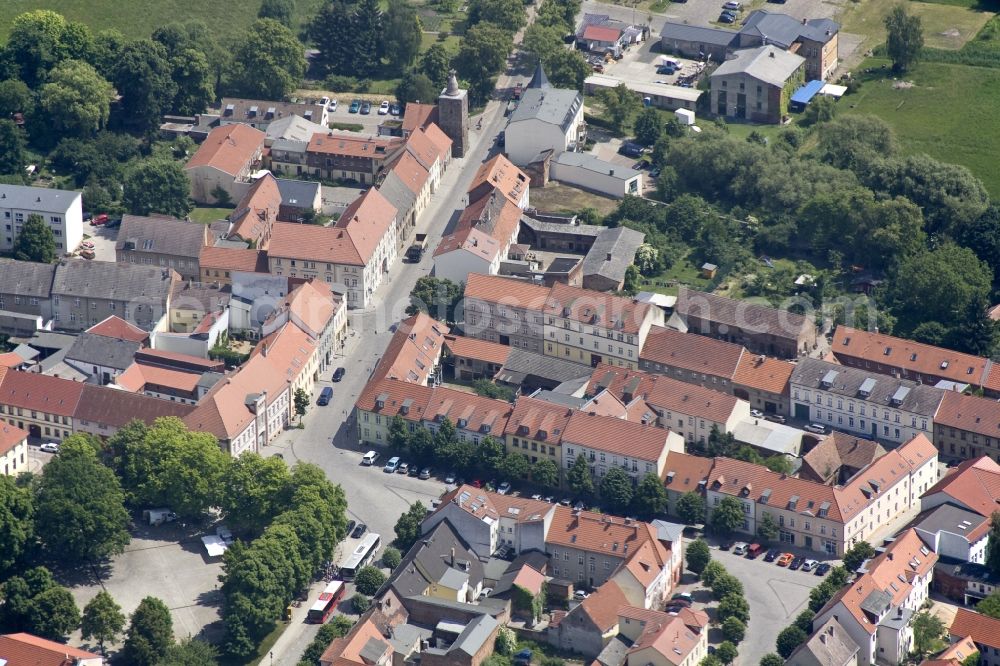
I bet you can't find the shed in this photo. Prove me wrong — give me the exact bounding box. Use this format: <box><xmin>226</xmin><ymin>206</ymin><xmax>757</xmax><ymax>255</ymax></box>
<box><xmin>789</xmin><ymin>79</ymin><xmax>825</xmax><ymax>112</ymax></box>
<box><xmin>700</xmin><ymin>262</ymin><xmax>718</xmax><ymax>278</ymax></box>
<box><xmin>675</xmin><ymin>108</ymin><xmax>695</xmax><ymax>126</ymax></box>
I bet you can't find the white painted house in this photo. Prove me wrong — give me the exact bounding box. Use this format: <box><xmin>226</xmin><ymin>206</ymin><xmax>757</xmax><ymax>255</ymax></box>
<box><xmin>0</xmin><ymin>184</ymin><xmax>83</xmax><ymax>255</ymax></box>
<box><xmin>504</xmin><ymin>64</ymin><xmax>585</xmax><ymax>166</ymax></box>
<box><xmin>550</xmin><ymin>152</ymin><xmax>642</xmax><ymax>198</ymax></box>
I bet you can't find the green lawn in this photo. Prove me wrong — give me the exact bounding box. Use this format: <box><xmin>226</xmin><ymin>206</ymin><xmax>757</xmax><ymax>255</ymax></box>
<box><xmin>638</xmin><ymin>249</ymin><xmax>714</xmax><ymax>296</ymax></box>
<box><xmin>843</xmin><ymin>57</ymin><xmax>1000</xmax><ymax>197</ymax></box>
<box><xmin>1</xmin><ymin>0</ymin><xmax>325</xmax><ymax>41</ymax></box>
<box><xmin>189</xmin><ymin>206</ymin><xmax>233</xmax><ymax>224</ymax></box>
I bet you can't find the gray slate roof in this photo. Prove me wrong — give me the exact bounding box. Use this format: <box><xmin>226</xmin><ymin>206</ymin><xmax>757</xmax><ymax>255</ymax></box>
<box><xmin>676</xmin><ymin>286</ymin><xmax>814</xmax><ymax>339</ymax></box>
<box><xmin>711</xmin><ymin>45</ymin><xmax>805</xmax><ymax>87</ymax></box>
<box><xmin>0</xmin><ymin>259</ymin><xmax>56</xmax><ymax>298</ymax></box>
<box><xmin>0</xmin><ymin>184</ymin><xmax>81</xmax><ymax>214</ymax></box>
<box><xmin>389</xmin><ymin>520</ymin><xmax>484</xmax><ymax>598</ymax></box>
<box><xmin>786</xmin><ymin>618</ymin><xmax>860</xmax><ymax>666</ymax></box>
<box><xmin>499</xmin><ymin>348</ymin><xmax>592</xmax><ymax>384</ymax></box>
<box><xmin>790</xmin><ymin>357</ymin><xmax>945</xmax><ymax>417</ymax></box>
<box><xmin>740</xmin><ymin>10</ymin><xmax>839</xmax><ymax>48</ymax></box>
<box><xmin>519</xmin><ymin>216</ymin><xmax>605</xmax><ymax>238</ymax></box>
<box><xmin>660</xmin><ymin>21</ymin><xmax>738</xmax><ymax>47</ymax></box>
<box><xmin>510</xmin><ymin>88</ymin><xmax>583</xmax><ymax>132</ymax></box>
<box><xmin>582</xmin><ymin>226</ymin><xmax>644</xmax><ymax>283</ymax></box>
<box><xmin>52</xmin><ymin>259</ymin><xmax>176</xmax><ymax>303</ymax></box>
<box><xmin>65</xmin><ymin>332</ymin><xmax>142</xmax><ymax>371</ymax></box>
<box><xmin>115</xmin><ymin>215</ymin><xmax>207</xmax><ymax>258</ymax></box>
<box><xmin>914</xmin><ymin>503</ymin><xmax>987</xmax><ymax>538</ymax></box>
<box><xmin>275</xmin><ymin>179</ymin><xmax>321</xmax><ymax>209</ymax></box>
<box><xmin>452</xmin><ymin>615</ymin><xmax>499</xmax><ymax>656</ymax></box>
<box><xmin>379</xmin><ymin>171</ymin><xmax>418</xmax><ymax>219</ymax></box>
<box><xmin>554</xmin><ymin>151</ymin><xmax>639</xmax><ymax>183</ymax></box>
<box><xmin>264</xmin><ymin>114</ymin><xmax>328</xmax><ymax>143</ymax></box>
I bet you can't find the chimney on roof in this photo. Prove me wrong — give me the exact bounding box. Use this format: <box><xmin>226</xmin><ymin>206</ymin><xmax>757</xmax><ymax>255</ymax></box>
<box><xmin>769</xmin><ymin>51</ymin><xmax>775</xmax><ymax>58</ymax></box>
<box><xmin>802</xmin><ymin>17</ymin><xmax>807</xmax><ymax>24</ymax></box>
<box><xmin>887</xmin><ymin>552</ymin><xmax>893</xmax><ymax>561</ymax></box>
<box><xmin>450</xmin><ymin>547</ymin><xmax>456</xmax><ymax>566</ymax></box>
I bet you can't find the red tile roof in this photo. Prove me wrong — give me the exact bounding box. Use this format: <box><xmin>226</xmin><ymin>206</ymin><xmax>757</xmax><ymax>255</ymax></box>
<box><xmin>422</xmin><ymin>124</ymin><xmax>453</xmax><ymax>162</ymax></box>
<box><xmin>307</xmin><ymin>132</ymin><xmax>402</xmax><ymax>158</ymax></box>
<box><xmin>283</xmin><ymin>279</ymin><xmax>337</xmax><ymax>339</ymax></box>
<box><xmin>115</xmin><ymin>362</ymin><xmax>202</xmax><ymax>393</ymax></box>
<box><xmin>938</xmin><ymin>635</ymin><xmax>978</xmax><ymax>662</ymax></box>
<box><xmin>433</xmin><ymin>226</ymin><xmax>503</xmax><ymax>262</ymax></box>
<box><xmin>186</xmin><ymin>124</ymin><xmax>264</xmax><ymax>175</ymax></box>
<box><xmin>389</xmin><ymin>150</ymin><xmax>430</xmax><ymax>196</ymax></box>
<box><xmin>133</xmin><ymin>348</ymin><xmax>224</xmax><ymax>371</ymax></box>
<box><xmin>950</xmin><ymin>609</ymin><xmax>1000</xmax><ymax>648</ymax></box>
<box><xmin>229</xmin><ymin>173</ymin><xmax>280</xmax><ymax>245</ymax></box>
<box><xmin>0</xmin><ymin>422</ymin><xmax>27</xmax><ymax>457</ymax></box>
<box><xmin>583</xmin><ymin>24</ymin><xmax>622</xmax><ymax>42</ymax></box>
<box><xmin>85</xmin><ymin>315</ymin><xmax>150</xmax><ymax>344</ymax></box>
<box><xmin>199</xmin><ymin>246</ymin><xmax>269</xmax><ymax>273</ymax></box>
<box><xmin>76</xmin><ymin>384</ymin><xmax>193</xmax><ymax>428</ymax></box>
<box><xmin>403</xmin><ymin>127</ymin><xmax>441</xmax><ymax>171</ymax></box>
<box><xmin>0</xmin><ymin>370</ymin><xmax>85</xmax><ymax>417</ymax></box>
<box><xmin>372</xmin><ymin>312</ymin><xmax>449</xmax><ymax>385</ymax></box>
<box><xmin>336</xmin><ymin>188</ymin><xmax>397</xmax><ymax>264</ymax></box>
<box><xmin>662</xmin><ymin>452</ymin><xmax>714</xmax><ymax>492</ymax></box>
<box><xmin>563</xmin><ymin>410</ymin><xmax>671</xmax><ymax>462</ymax></box>
<box><xmin>443</xmin><ymin>335</ymin><xmax>511</xmax><ymax>366</ymax></box>
<box><xmin>640</xmin><ymin>326</ymin><xmax>746</xmax><ymax>380</ymax></box>
<box><xmin>547</xmin><ymin>505</ymin><xmax>656</xmax><ymax>558</ymax></box>
<box><xmin>402</xmin><ymin>103</ymin><xmax>438</xmax><ymax>134</ymax></box>
<box><xmin>0</xmin><ymin>632</ymin><xmax>102</xmax><ymax>666</ymax></box>
<box><xmin>935</xmin><ymin>390</ymin><xmax>1000</xmax><ymax>437</ymax></box>
<box><xmin>319</xmin><ymin>612</ymin><xmax>392</xmax><ymax>666</ymax></box>
<box><xmin>268</xmin><ymin>222</ymin><xmax>363</xmax><ymax>265</ymax></box>
<box><xmin>464</xmin><ymin>273</ymin><xmax>551</xmax><ymax>311</ymax></box>
<box><xmin>733</xmin><ymin>353</ymin><xmax>794</xmax><ymax>394</ymax></box>
<box><xmin>545</xmin><ymin>282</ymin><xmax>653</xmax><ymax>335</ymax></box>
<box><xmin>0</xmin><ymin>352</ymin><xmax>26</xmax><ymax>369</ymax></box>
<box><xmin>628</xmin><ymin>610</ymin><xmax>703</xmax><ymax>666</ymax></box>
<box><xmin>923</xmin><ymin>455</ymin><xmax>1000</xmax><ymax>518</ymax></box>
<box><xmin>504</xmin><ymin>395</ymin><xmax>574</xmax><ymax>443</ymax></box>
<box><xmin>469</xmin><ymin>155</ymin><xmax>528</xmax><ymax>207</ymax></box>
<box><xmin>573</xmin><ymin>580</ymin><xmax>630</xmax><ymax>632</ymax></box>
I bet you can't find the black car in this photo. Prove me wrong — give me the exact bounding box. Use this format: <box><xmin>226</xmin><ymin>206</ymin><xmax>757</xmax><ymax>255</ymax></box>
<box><xmin>719</xmin><ymin>541</ymin><xmax>733</xmax><ymax>551</ymax></box>
<box><xmin>346</xmin><ymin>520</ymin><xmax>356</xmax><ymax>535</ymax></box>
<box><xmin>332</xmin><ymin>367</ymin><xmax>346</xmax><ymax>382</ymax></box>
<box><xmin>814</xmin><ymin>563</ymin><xmax>832</xmax><ymax>576</ymax></box>
<box><xmin>619</xmin><ymin>141</ymin><xmax>644</xmax><ymax>158</ymax></box>
<box><xmin>764</xmin><ymin>548</ymin><xmax>781</xmax><ymax>562</ymax></box>
<box><xmin>352</xmin><ymin>523</ymin><xmax>367</xmax><ymax>539</ymax></box>
<box><xmin>789</xmin><ymin>556</ymin><xmax>805</xmax><ymax>570</ymax></box>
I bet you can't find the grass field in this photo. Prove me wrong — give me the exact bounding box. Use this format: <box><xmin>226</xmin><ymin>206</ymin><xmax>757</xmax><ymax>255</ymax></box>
<box><xmin>189</xmin><ymin>206</ymin><xmax>233</xmax><ymax>224</ymax></box>
<box><xmin>0</xmin><ymin>0</ymin><xmax>326</xmax><ymax>41</ymax></box>
<box><xmin>843</xmin><ymin>57</ymin><xmax>1000</xmax><ymax>196</ymax></box>
<box><xmin>840</xmin><ymin>0</ymin><xmax>994</xmax><ymax>52</ymax></box>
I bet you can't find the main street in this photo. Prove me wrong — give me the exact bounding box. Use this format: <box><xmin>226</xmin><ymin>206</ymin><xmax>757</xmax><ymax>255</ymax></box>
<box><xmin>261</xmin><ymin>60</ymin><xmax>531</xmax><ymax>664</ymax></box>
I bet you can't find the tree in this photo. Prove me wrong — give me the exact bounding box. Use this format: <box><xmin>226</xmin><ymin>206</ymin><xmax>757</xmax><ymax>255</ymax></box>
<box><xmin>676</xmin><ymin>491</ymin><xmax>706</xmax><ymax>525</ymax></box>
<box><xmin>711</xmin><ymin>496</ymin><xmax>745</xmax><ymax>535</ymax></box>
<box><xmin>33</xmin><ymin>436</ymin><xmax>129</xmax><ymax>562</ymax></box>
<box><xmin>598</xmin><ymin>84</ymin><xmax>641</xmax><ymax>134</ymax></box>
<box><xmin>716</xmin><ymin>641</ymin><xmax>738</xmax><ymax>665</ymax></box>
<box><xmin>699</xmin><ymin>560</ymin><xmax>726</xmax><ymax>586</ymax></box>
<box><xmin>122</xmin><ymin>158</ymin><xmax>192</xmax><ymax>218</ymax></box>
<box><xmin>38</xmin><ymin>59</ymin><xmax>114</xmax><ymax>142</ymax></box>
<box><xmin>468</xmin><ymin>0</ymin><xmax>527</xmax><ymax>31</ymax></box>
<box><xmin>912</xmin><ymin>611</ymin><xmax>947</xmax><ymax>658</ymax></box>
<box><xmin>123</xmin><ymin>597</ymin><xmax>174</xmax><ymax>666</ymax></box>
<box><xmin>13</xmin><ymin>214</ymin><xmax>56</xmax><ymax>263</ymax></box>
<box><xmin>721</xmin><ymin>617</ymin><xmax>746</xmax><ymax>644</ymax></box>
<box><xmin>407</xmin><ymin>276</ymin><xmax>464</xmax><ymax>323</ymax></box>
<box><xmin>158</xmin><ymin>637</ymin><xmax>220</xmax><ymax>665</ymax></box>
<box><xmin>301</xmin><ymin>617</ymin><xmax>354</xmax><ymax>663</ymax></box>
<box><xmin>532</xmin><ymin>459</ymin><xmax>560</xmax><ymax>488</ymax></box>
<box><xmin>809</xmin><ymin>579</ymin><xmax>838</xmax><ymax>612</ymax></box>
<box><xmin>384</xmin><ymin>0</ymin><xmax>422</xmax><ymax>73</ymax></box>
<box><xmin>544</xmin><ymin>48</ymin><xmax>590</xmax><ymax>90</ymax></box>
<box><xmin>760</xmin><ymin>654</ymin><xmax>784</xmax><ymax>666</ymax></box>
<box><xmin>81</xmin><ymin>591</ymin><xmax>126</xmax><ymax>654</ymax></box>
<box><xmin>394</xmin><ymin>501</ymin><xmax>426</xmax><ymax>551</ymax></box>
<box><xmin>634</xmin><ymin>107</ymin><xmax>662</xmax><ymax>146</ymax></box>
<box><xmin>717</xmin><ymin>594</ymin><xmax>749</xmax><ymax>624</ymax></box>
<box><xmin>631</xmin><ymin>473</ymin><xmax>668</xmax><ymax>520</ymax></box>
<box><xmin>499</xmin><ymin>452</ymin><xmax>531</xmax><ymax>481</ymax></box>
<box><xmin>794</xmin><ymin>609</ymin><xmax>815</xmax><ymax>633</ymax></box>
<box><xmin>522</xmin><ymin>24</ymin><xmax>564</xmax><ymax>65</ymax></box>
<box><xmin>842</xmin><ymin>541</ymin><xmax>876</xmax><ymax>572</ymax></box>
<box><xmin>0</xmin><ymin>120</ymin><xmax>27</xmax><ymax>178</ymax></box>
<box><xmin>962</xmin><ymin>654</ymin><xmax>980</xmax><ymax>666</ymax></box>
<box><xmin>756</xmin><ymin>512</ymin><xmax>779</xmax><ymax>543</ymax></box>
<box><xmin>396</xmin><ymin>71</ymin><xmax>438</xmax><ymax>106</ymax></box>
<box><xmin>987</xmin><ymin>512</ymin><xmax>1000</xmax><ymax>578</ymax></box>
<box><xmin>28</xmin><ymin>586</ymin><xmax>81</xmax><ymax>640</ymax></box>
<box><xmin>827</xmin><ymin>566</ymin><xmax>851</xmax><ymax>588</ymax></box>
<box><xmin>111</xmin><ymin>40</ymin><xmax>177</xmax><ymax>134</ymax></box>
<box><xmin>764</xmin><ymin>455</ymin><xmax>793</xmax><ymax>475</ymax></box>
<box><xmin>294</xmin><ymin>388</ymin><xmax>310</xmax><ymax>421</ymax></box>
<box><xmin>382</xmin><ymin>546</ymin><xmax>402</xmax><ymax>570</ymax></box>
<box><xmin>170</xmin><ymin>48</ymin><xmax>215</xmax><ymax>116</ymax></box>
<box><xmin>420</xmin><ymin>44</ymin><xmax>453</xmax><ymax>90</ymax></box>
<box><xmin>352</xmin><ymin>593</ymin><xmax>371</xmax><ymax>613</ymax></box>
<box><xmin>623</xmin><ymin>265</ymin><xmax>640</xmax><ymax>296</ymax></box>
<box><xmin>800</xmin><ymin>94</ymin><xmax>837</xmax><ymax>126</ymax></box>
<box><xmin>711</xmin><ymin>572</ymin><xmax>744</xmax><ymax>601</ymax></box>
<box><xmin>389</xmin><ymin>415</ymin><xmax>410</xmax><ymax>450</ymax></box>
<box><xmin>456</xmin><ymin>23</ymin><xmax>513</xmax><ymax>105</ymax></box>
<box><xmin>0</xmin><ymin>79</ymin><xmax>34</xmax><ymax>119</ymax></box>
<box><xmin>227</xmin><ymin>19</ymin><xmax>305</xmax><ymax>98</ymax></box>
<box><xmin>472</xmin><ymin>379</ymin><xmax>515</xmax><ymax>401</ymax></box>
<box><xmin>475</xmin><ymin>435</ymin><xmax>505</xmax><ymax>476</ymax></box>
<box><xmin>700</xmin><ymin>656</ymin><xmax>723</xmax><ymax>666</ymax></box>
<box><xmin>259</xmin><ymin>0</ymin><xmax>295</xmax><ymax>26</ymax></box>
<box><xmin>354</xmin><ymin>566</ymin><xmax>387</xmax><ymax>596</ymax></box>
<box><xmin>884</xmin><ymin>4</ymin><xmax>924</xmax><ymax>73</ymax></box>
<box><xmin>309</xmin><ymin>1</ymin><xmax>355</xmax><ymax>76</ymax></box>
<box><xmin>600</xmin><ymin>467</ymin><xmax>634</xmax><ymax>514</ymax></box>
<box><xmin>5</xmin><ymin>10</ymin><xmax>82</xmax><ymax>86</ymax></box>
<box><xmin>566</xmin><ymin>454</ymin><xmax>594</xmax><ymax>498</ymax></box>
<box><xmin>219</xmin><ymin>452</ymin><xmax>292</xmax><ymax>534</ymax></box>
<box><xmin>776</xmin><ymin>625</ymin><xmax>808</xmax><ymax>659</ymax></box>
<box><xmin>955</xmin><ymin>294</ymin><xmax>1000</xmax><ymax>358</ymax></box>
<box><xmin>977</xmin><ymin>592</ymin><xmax>1000</xmax><ymax>619</ymax></box>
<box><xmin>495</xmin><ymin>626</ymin><xmax>517</xmax><ymax>655</ymax></box>
<box><xmin>686</xmin><ymin>538</ymin><xmax>711</xmax><ymax>575</ymax></box>
<box><xmin>0</xmin><ymin>475</ymin><xmax>33</xmax><ymax>576</ymax></box>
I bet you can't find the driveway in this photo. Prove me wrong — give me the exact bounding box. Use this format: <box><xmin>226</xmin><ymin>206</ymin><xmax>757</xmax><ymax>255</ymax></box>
<box><xmin>83</xmin><ymin>223</ymin><xmax>118</xmax><ymax>262</ymax></box>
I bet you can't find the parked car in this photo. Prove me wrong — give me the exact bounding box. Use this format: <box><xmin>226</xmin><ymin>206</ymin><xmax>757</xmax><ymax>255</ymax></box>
<box><xmin>83</xmin><ymin>212</ymin><xmax>93</xmax><ymax>221</ymax></box>
<box><xmin>789</xmin><ymin>556</ymin><xmax>805</xmax><ymax>570</ymax></box>
<box><xmin>39</xmin><ymin>442</ymin><xmax>60</xmax><ymax>454</ymax></box>
<box><xmin>815</xmin><ymin>563</ymin><xmax>832</xmax><ymax>576</ymax></box>
<box><xmin>352</xmin><ymin>523</ymin><xmax>367</xmax><ymax>538</ymax></box>
<box><xmin>732</xmin><ymin>542</ymin><xmax>749</xmax><ymax>555</ymax></box>
<box><xmin>723</xmin><ymin>0</ymin><xmax>741</xmax><ymax>9</ymax></box>
<box><xmin>750</xmin><ymin>409</ymin><xmax>764</xmax><ymax>418</ymax></box>
<box><xmin>419</xmin><ymin>467</ymin><xmax>432</xmax><ymax>479</ymax></box>
<box><xmin>497</xmin><ymin>481</ymin><xmax>512</xmax><ymax>495</ymax></box>
<box><xmin>746</xmin><ymin>543</ymin><xmax>763</xmax><ymax>559</ymax></box>
<box><xmin>90</xmin><ymin>213</ymin><xmax>109</xmax><ymax>226</ymax></box>
<box><xmin>619</xmin><ymin>141</ymin><xmax>644</xmax><ymax>157</ymax></box>
<box><xmin>320</xmin><ymin>96</ymin><xmax>330</xmax><ymax>107</ymax></box>
<box><xmin>328</xmin><ymin>99</ymin><xmax>338</xmax><ymax>111</ymax></box>
<box><xmin>332</xmin><ymin>367</ymin><xmax>345</xmax><ymax>382</ymax></box>
<box><xmin>80</xmin><ymin>249</ymin><xmax>95</xmax><ymax>260</ymax></box>
<box><xmin>776</xmin><ymin>553</ymin><xmax>794</xmax><ymax>567</ymax></box>
<box><xmin>764</xmin><ymin>413</ymin><xmax>787</xmax><ymax>424</ymax></box>
<box><xmin>361</xmin><ymin>450</ymin><xmax>379</xmax><ymax>466</ymax></box>
<box><xmin>397</xmin><ymin>462</ymin><xmax>409</xmax><ymax>475</ymax></box>
<box><xmin>672</xmin><ymin>592</ymin><xmax>694</xmax><ymax>602</ymax></box>
<box><xmin>719</xmin><ymin>541</ymin><xmax>733</xmax><ymax>551</ymax></box>
<box><xmin>444</xmin><ymin>471</ymin><xmax>456</xmax><ymax>484</ymax></box>
<box><xmin>346</xmin><ymin>520</ymin><xmax>356</xmax><ymax>535</ymax></box>
<box><xmin>384</xmin><ymin>456</ymin><xmax>400</xmax><ymax>473</ymax></box>
<box><xmin>378</xmin><ymin>100</ymin><xmax>390</xmax><ymax>115</ymax></box>
<box><xmin>349</xmin><ymin>99</ymin><xmax>361</xmax><ymax>113</ymax></box>
<box><xmin>804</xmin><ymin>423</ymin><xmax>829</xmax><ymax>434</ymax></box>
<box><xmin>318</xmin><ymin>386</ymin><xmax>333</xmax><ymax>406</ymax></box>
<box><xmin>666</xmin><ymin>598</ymin><xmax>692</xmax><ymax>608</ymax></box>
<box><xmin>573</xmin><ymin>590</ymin><xmax>589</xmax><ymax>600</ymax></box>
<box><xmin>361</xmin><ymin>101</ymin><xmax>372</xmax><ymax>114</ymax></box>
<box><xmin>106</xmin><ymin>217</ymin><xmax>122</xmax><ymax>228</ymax></box>
<box><xmin>656</xmin><ymin>65</ymin><xmax>676</xmax><ymax>75</ymax></box>
<box><xmin>390</xmin><ymin>103</ymin><xmax>401</xmax><ymax>115</ymax></box>
<box><xmin>718</xmin><ymin>13</ymin><xmax>736</xmax><ymax>23</ymax></box>
<box><xmin>81</xmin><ymin>240</ymin><xmax>95</xmax><ymax>250</ymax></box>
<box><xmin>408</xmin><ymin>465</ymin><xmax>420</xmax><ymax>477</ymax></box>
<box><xmin>802</xmin><ymin>559</ymin><xmax>819</xmax><ymax>572</ymax></box>
<box><xmin>514</xmin><ymin>648</ymin><xmax>533</xmax><ymax>666</ymax></box>
<box><xmin>764</xmin><ymin>548</ymin><xmax>781</xmax><ymax>562</ymax></box>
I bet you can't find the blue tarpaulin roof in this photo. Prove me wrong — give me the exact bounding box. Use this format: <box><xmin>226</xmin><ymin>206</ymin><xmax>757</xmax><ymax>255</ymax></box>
<box><xmin>790</xmin><ymin>79</ymin><xmax>825</xmax><ymax>105</ymax></box>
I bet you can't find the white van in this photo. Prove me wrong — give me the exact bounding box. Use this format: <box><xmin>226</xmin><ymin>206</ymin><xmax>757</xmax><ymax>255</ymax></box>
<box><xmin>361</xmin><ymin>451</ymin><xmax>379</xmax><ymax>466</ymax></box>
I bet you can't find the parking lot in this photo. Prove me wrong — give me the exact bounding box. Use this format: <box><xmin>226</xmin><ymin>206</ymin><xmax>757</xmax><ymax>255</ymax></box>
<box><xmin>81</xmin><ymin>222</ymin><xmax>118</xmax><ymax>262</ymax></box>
<box><xmin>674</xmin><ymin>538</ymin><xmax>829</xmax><ymax>666</ymax></box>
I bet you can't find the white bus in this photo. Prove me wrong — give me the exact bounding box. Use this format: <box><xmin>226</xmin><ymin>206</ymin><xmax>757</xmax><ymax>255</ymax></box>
<box><xmin>339</xmin><ymin>533</ymin><xmax>381</xmax><ymax>580</ymax></box>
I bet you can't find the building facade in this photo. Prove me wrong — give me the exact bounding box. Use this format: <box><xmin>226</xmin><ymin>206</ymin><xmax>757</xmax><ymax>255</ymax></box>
<box><xmin>0</xmin><ymin>184</ymin><xmax>83</xmax><ymax>256</ymax></box>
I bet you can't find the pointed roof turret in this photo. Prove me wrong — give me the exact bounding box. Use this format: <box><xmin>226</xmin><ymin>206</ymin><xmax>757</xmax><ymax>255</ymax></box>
<box><xmin>527</xmin><ymin>61</ymin><xmax>550</xmax><ymax>89</ymax></box>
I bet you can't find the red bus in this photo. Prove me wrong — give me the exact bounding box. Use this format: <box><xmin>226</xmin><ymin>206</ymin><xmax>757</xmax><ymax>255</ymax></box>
<box><xmin>307</xmin><ymin>580</ymin><xmax>346</xmax><ymax>623</ymax></box>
